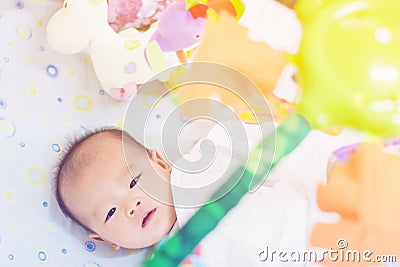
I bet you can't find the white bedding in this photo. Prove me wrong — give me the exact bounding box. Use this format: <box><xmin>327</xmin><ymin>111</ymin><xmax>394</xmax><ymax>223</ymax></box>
<box><xmin>0</xmin><ymin>0</ymin><xmax>148</xmax><ymax>266</ymax></box>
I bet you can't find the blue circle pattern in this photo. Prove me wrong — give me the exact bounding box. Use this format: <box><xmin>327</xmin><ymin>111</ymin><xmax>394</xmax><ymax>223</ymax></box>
<box><xmin>42</xmin><ymin>201</ymin><xmax>48</xmax><ymax>207</ymax></box>
<box><xmin>8</xmin><ymin>254</ymin><xmax>14</xmax><ymax>260</ymax></box>
<box><xmin>57</xmin><ymin>97</ymin><xmax>62</xmax><ymax>103</ymax></box>
<box><xmin>52</xmin><ymin>143</ymin><xmax>61</xmax><ymax>153</ymax></box>
<box><xmin>37</xmin><ymin>251</ymin><xmax>47</xmax><ymax>262</ymax></box>
<box><xmin>61</xmin><ymin>249</ymin><xmax>67</xmax><ymax>254</ymax></box>
<box><xmin>85</xmin><ymin>241</ymin><xmax>96</xmax><ymax>252</ymax></box>
<box><xmin>0</xmin><ymin>98</ymin><xmax>6</xmax><ymax>109</ymax></box>
<box><xmin>16</xmin><ymin>0</ymin><xmax>24</xmax><ymax>9</ymax></box>
<box><xmin>20</xmin><ymin>141</ymin><xmax>25</xmax><ymax>147</ymax></box>
<box><xmin>46</xmin><ymin>64</ymin><xmax>58</xmax><ymax>78</ymax></box>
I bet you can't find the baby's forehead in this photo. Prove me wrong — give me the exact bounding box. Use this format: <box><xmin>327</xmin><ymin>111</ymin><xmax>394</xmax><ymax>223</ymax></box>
<box><xmin>80</xmin><ymin>131</ymin><xmax>122</xmax><ymax>152</ymax></box>
<box><xmin>65</xmin><ymin>132</ymin><xmax>120</xmax><ymax>171</ymax></box>
<box><xmin>81</xmin><ymin>131</ymin><xmax>146</xmax><ymax>158</ymax></box>
<box><xmin>65</xmin><ymin>131</ymin><xmax>146</xmax><ymax>175</ymax></box>
<box><xmin>87</xmin><ymin>130</ymin><xmax>120</xmax><ymax>144</ymax></box>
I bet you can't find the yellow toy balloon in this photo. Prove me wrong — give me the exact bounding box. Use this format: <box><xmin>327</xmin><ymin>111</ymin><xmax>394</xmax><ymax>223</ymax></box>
<box><xmin>294</xmin><ymin>0</ymin><xmax>400</xmax><ymax>138</ymax></box>
<box><xmin>294</xmin><ymin>0</ymin><xmax>334</xmax><ymax>25</ymax></box>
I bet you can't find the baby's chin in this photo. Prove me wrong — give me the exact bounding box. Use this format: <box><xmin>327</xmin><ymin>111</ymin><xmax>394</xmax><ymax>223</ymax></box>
<box><xmin>121</xmin><ymin>216</ymin><xmax>176</xmax><ymax>249</ymax></box>
<box><xmin>122</xmin><ymin>237</ymin><xmax>164</xmax><ymax>250</ymax></box>
<box><xmin>122</xmin><ymin>230</ymin><xmax>170</xmax><ymax>249</ymax></box>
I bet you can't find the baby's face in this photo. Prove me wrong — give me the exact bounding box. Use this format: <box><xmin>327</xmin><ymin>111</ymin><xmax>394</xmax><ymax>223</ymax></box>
<box><xmin>63</xmin><ymin>135</ymin><xmax>176</xmax><ymax>249</ymax></box>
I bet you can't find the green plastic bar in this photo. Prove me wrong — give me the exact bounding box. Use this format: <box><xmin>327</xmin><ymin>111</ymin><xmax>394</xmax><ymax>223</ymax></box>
<box><xmin>142</xmin><ymin>113</ymin><xmax>311</xmax><ymax>267</ymax></box>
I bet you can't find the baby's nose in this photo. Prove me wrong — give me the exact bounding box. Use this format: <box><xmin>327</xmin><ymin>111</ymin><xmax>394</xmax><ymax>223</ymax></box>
<box><xmin>126</xmin><ymin>199</ymin><xmax>142</xmax><ymax>217</ymax></box>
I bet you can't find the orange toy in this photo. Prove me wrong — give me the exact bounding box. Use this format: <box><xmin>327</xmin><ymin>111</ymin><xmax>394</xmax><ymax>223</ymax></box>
<box><xmin>177</xmin><ymin>12</ymin><xmax>291</xmax><ymax>122</ymax></box>
<box><xmin>311</xmin><ymin>143</ymin><xmax>400</xmax><ymax>265</ymax></box>
<box><xmin>275</xmin><ymin>0</ymin><xmax>298</xmax><ymax>9</ymax></box>
<box><xmin>207</xmin><ymin>0</ymin><xmax>238</xmax><ymax>17</ymax></box>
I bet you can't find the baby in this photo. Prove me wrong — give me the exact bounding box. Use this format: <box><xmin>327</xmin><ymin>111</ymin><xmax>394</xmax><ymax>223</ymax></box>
<box><xmin>54</xmin><ymin>124</ymin><xmax>359</xmax><ymax>266</ymax></box>
<box><xmin>55</xmin><ymin>128</ymin><xmax>177</xmax><ymax>250</ymax></box>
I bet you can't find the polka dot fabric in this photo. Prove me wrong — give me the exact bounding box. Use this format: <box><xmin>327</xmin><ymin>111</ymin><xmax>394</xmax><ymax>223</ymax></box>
<box><xmin>0</xmin><ymin>0</ymin><xmax>147</xmax><ymax>266</ymax></box>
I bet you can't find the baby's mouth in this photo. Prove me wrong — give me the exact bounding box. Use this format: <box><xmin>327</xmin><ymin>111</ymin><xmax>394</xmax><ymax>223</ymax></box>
<box><xmin>141</xmin><ymin>208</ymin><xmax>156</xmax><ymax>228</ymax></box>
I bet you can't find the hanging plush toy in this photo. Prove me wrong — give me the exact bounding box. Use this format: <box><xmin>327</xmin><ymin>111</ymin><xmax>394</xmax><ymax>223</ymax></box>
<box><xmin>46</xmin><ymin>0</ymin><xmax>170</xmax><ymax>100</ymax></box>
<box><xmin>176</xmin><ymin>12</ymin><xmax>289</xmax><ymax>121</ymax></box>
<box><xmin>150</xmin><ymin>0</ymin><xmax>243</xmax><ymax>63</ymax></box>
<box><xmin>150</xmin><ymin>1</ymin><xmax>206</xmax><ymax>63</ymax></box>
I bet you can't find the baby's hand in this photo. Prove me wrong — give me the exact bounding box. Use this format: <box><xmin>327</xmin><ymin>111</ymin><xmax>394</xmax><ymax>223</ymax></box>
<box><xmin>311</xmin><ymin>143</ymin><xmax>400</xmax><ymax>265</ymax></box>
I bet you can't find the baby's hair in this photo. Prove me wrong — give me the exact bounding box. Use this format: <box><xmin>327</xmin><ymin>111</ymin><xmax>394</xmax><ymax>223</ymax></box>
<box><xmin>53</xmin><ymin>127</ymin><xmax>146</xmax><ymax>233</ymax></box>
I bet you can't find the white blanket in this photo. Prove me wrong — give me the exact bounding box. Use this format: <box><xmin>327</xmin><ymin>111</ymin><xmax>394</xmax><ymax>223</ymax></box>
<box><xmin>172</xmin><ymin>122</ymin><xmax>362</xmax><ymax>267</ymax></box>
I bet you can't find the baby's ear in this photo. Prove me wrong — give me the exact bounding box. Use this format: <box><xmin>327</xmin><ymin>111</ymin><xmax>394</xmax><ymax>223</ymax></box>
<box><xmin>148</xmin><ymin>150</ymin><xmax>172</xmax><ymax>173</ymax></box>
<box><xmin>88</xmin><ymin>233</ymin><xmax>121</xmax><ymax>250</ymax></box>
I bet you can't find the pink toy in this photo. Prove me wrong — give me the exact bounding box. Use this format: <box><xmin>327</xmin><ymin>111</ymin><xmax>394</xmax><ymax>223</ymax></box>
<box><xmin>107</xmin><ymin>0</ymin><xmax>142</xmax><ymax>32</ymax></box>
<box><xmin>150</xmin><ymin>1</ymin><xmax>206</xmax><ymax>63</ymax></box>
<box><xmin>108</xmin><ymin>0</ymin><xmax>174</xmax><ymax>32</ymax></box>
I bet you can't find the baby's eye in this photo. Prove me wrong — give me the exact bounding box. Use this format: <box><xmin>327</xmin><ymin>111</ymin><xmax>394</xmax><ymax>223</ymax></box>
<box><xmin>130</xmin><ymin>173</ymin><xmax>142</xmax><ymax>189</ymax></box>
<box><xmin>105</xmin><ymin>207</ymin><xmax>116</xmax><ymax>222</ymax></box>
